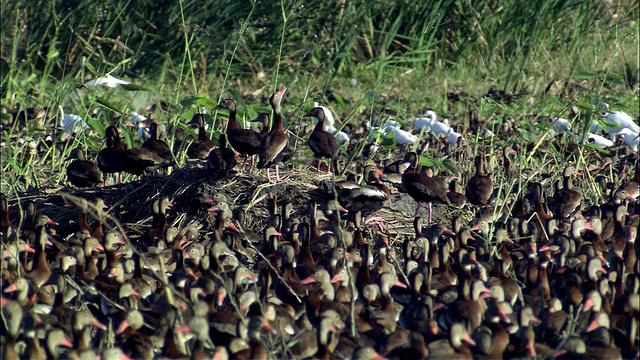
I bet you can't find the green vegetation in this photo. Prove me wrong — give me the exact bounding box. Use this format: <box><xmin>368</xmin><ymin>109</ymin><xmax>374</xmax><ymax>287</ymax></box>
<box><xmin>1</xmin><ymin>0</ymin><xmax>638</xmax><ymax>193</ymax></box>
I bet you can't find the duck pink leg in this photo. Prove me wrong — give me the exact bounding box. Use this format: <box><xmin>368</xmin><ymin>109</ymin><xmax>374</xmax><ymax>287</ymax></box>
<box><xmin>266</xmin><ymin>168</ymin><xmax>275</xmax><ymax>183</ymax></box>
<box><xmin>365</xmin><ymin>216</ymin><xmax>387</xmax><ymax>232</ymax></box>
<box><xmin>249</xmin><ymin>156</ymin><xmax>255</xmax><ymax>173</ymax></box>
<box><xmin>428</xmin><ymin>202</ymin><xmax>433</xmax><ymax>223</ymax></box>
<box><xmin>326</xmin><ymin>161</ymin><xmax>331</xmax><ymax>175</ymax></box>
<box><xmin>414</xmin><ymin>202</ymin><xmax>421</xmax><ymax>218</ymax></box>
<box><xmin>240</xmin><ymin>156</ymin><xmax>248</xmax><ymax>172</ymax></box>
<box><xmin>275</xmin><ymin>165</ymin><xmax>282</xmax><ymax>182</ymax></box>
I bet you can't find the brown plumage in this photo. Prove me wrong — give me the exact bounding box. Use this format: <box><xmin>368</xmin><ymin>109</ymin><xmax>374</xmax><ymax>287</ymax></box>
<box><xmin>187</xmin><ymin>114</ymin><xmax>216</xmax><ymax>159</ymax></box>
<box><xmin>401</xmin><ymin>152</ymin><xmax>450</xmax><ymax>222</ymax></box>
<box><xmin>553</xmin><ymin>165</ymin><xmax>582</xmax><ymax>219</ymax></box>
<box><xmin>304</xmin><ymin>107</ymin><xmax>339</xmax><ymax>174</ymax></box>
<box><xmin>257</xmin><ymin>87</ymin><xmax>288</xmax><ymax>183</ymax></box>
<box><xmin>213</xmin><ymin>99</ymin><xmax>262</xmax><ymax>170</ymax></box>
<box><xmin>207</xmin><ymin>134</ymin><xmax>236</xmax><ymax>176</ymax></box>
<box><xmin>142</xmin><ymin>122</ymin><xmax>172</xmax><ymax>161</ymax></box>
<box><xmin>465</xmin><ymin>155</ymin><xmax>493</xmax><ymax>206</ymax></box>
<box><xmin>65</xmin><ymin>148</ymin><xmax>101</xmax><ymax>187</ymax></box>
<box><xmin>97</xmin><ymin>125</ymin><xmax>126</xmax><ymax>178</ymax></box>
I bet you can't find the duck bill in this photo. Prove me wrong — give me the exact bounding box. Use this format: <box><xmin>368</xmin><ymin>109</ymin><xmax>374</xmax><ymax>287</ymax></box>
<box><xmin>116</xmin><ymin>320</ymin><xmax>129</xmax><ymax>334</ymax></box>
<box><xmin>462</xmin><ymin>332</ymin><xmax>476</xmax><ymax>346</ymax></box>
<box><xmin>3</xmin><ymin>283</ymin><xmax>18</xmax><ymax>293</ymax></box>
<box><xmin>301</xmin><ymin>276</ymin><xmax>316</xmax><ymax>285</ymax></box>
<box><xmin>175</xmin><ymin>323</ymin><xmax>192</xmax><ymax>333</ymax></box>
<box><xmin>330</xmin><ymin>274</ymin><xmax>341</xmax><ymax>283</ymax></box>
<box><xmin>91</xmin><ymin>317</ymin><xmax>107</xmax><ymax>331</ymax></box>
<box><xmin>59</xmin><ymin>335</ymin><xmax>73</xmax><ymax>348</ymax></box>
<box><xmin>277</xmin><ymin>87</ymin><xmax>287</xmax><ymax>97</ymax></box>
<box><xmin>393</xmin><ymin>278</ymin><xmax>407</xmax><ymax>288</ymax></box>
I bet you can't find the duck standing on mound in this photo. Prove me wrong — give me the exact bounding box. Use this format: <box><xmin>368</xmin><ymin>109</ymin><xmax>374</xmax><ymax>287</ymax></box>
<box><xmin>304</xmin><ymin>106</ymin><xmax>340</xmax><ymax>174</ymax></box>
<box><xmin>65</xmin><ymin>148</ymin><xmax>101</xmax><ymax>188</ymax></box>
<box><xmin>213</xmin><ymin>99</ymin><xmax>262</xmax><ymax>172</ymax></box>
<box><xmin>258</xmin><ymin>86</ymin><xmax>288</xmax><ymax>183</ymax></box>
<box><xmin>401</xmin><ymin>152</ymin><xmax>450</xmax><ymax>222</ymax></box>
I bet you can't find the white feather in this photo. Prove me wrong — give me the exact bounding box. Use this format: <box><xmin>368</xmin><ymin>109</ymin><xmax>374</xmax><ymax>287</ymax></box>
<box><xmin>84</xmin><ymin>74</ymin><xmax>130</xmax><ymax>88</ymax></box>
<box><xmin>58</xmin><ymin>106</ymin><xmax>86</xmax><ymax>136</ymax></box>
<box><xmin>601</xmin><ymin>110</ymin><xmax>639</xmax><ymax>138</ymax></box>
<box><xmin>619</xmin><ymin>128</ymin><xmax>639</xmax><ymax>152</ymax></box>
<box><xmin>389</xmin><ymin>126</ymin><xmax>419</xmax><ymax>145</ymax></box>
<box><xmin>586</xmin><ymin>133</ymin><xmax>614</xmax><ymax>149</ymax></box>
<box><xmin>312</xmin><ymin>102</ymin><xmax>336</xmax><ymax>127</ymax></box>
<box><xmin>414</xmin><ymin>110</ymin><xmax>438</xmax><ymax>131</ymax></box>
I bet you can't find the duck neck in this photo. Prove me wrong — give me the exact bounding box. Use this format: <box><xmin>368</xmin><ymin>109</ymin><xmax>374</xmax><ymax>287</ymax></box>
<box><xmin>226</xmin><ymin>106</ymin><xmax>239</xmax><ymax>131</ymax></box>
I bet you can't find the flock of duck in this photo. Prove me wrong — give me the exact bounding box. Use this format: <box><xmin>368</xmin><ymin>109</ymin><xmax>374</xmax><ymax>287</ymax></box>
<box><xmin>1</xmin><ymin>85</ymin><xmax>639</xmax><ymax>360</ymax></box>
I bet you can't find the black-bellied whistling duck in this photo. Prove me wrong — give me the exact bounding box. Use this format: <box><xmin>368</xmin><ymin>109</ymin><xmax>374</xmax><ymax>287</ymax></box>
<box><xmin>353</xmin><ymin>346</ymin><xmax>386</xmax><ymax>360</ymax></box>
<box><xmin>141</xmin><ymin>121</ymin><xmax>172</xmax><ymax>162</ymax></box>
<box><xmin>465</xmin><ymin>155</ymin><xmax>493</xmax><ymax>207</ymax></box>
<box><xmin>257</xmin><ymin>86</ymin><xmax>288</xmax><ymax>183</ymax></box>
<box><xmin>207</xmin><ymin>134</ymin><xmax>237</xmax><ymax>176</ymax></box>
<box><xmin>41</xmin><ymin>328</ymin><xmax>73</xmax><ymax>359</ymax></box>
<box><xmin>27</xmin><ymin>224</ymin><xmax>52</xmax><ymax>287</ymax></box>
<box><xmin>116</xmin><ymin>310</ymin><xmax>154</xmax><ymax>359</ymax></box>
<box><xmin>121</xmin><ymin>144</ymin><xmax>171</xmax><ymax>176</ymax></box>
<box><xmin>97</xmin><ymin>126</ymin><xmax>125</xmax><ymax>183</ymax></box>
<box><xmin>447</xmin><ymin>179</ymin><xmax>468</xmax><ymax>206</ymax></box>
<box><xmin>149</xmin><ymin>196</ymin><xmax>171</xmax><ymax>237</ymax></box>
<box><xmin>427</xmin><ymin>322</ymin><xmax>475</xmax><ymax>359</ymax></box>
<box><xmin>304</xmin><ymin>106</ymin><xmax>340</xmax><ymax>174</ymax></box>
<box><xmin>1</xmin><ymin>300</ymin><xmax>23</xmax><ymax>360</ymax></box>
<box><xmin>65</xmin><ymin>148</ymin><xmax>101</xmax><ymax>188</ymax></box>
<box><xmin>445</xmin><ymin>279</ymin><xmax>490</xmax><ymax>333</ymax></box>
<box><xmin>175</xmin><ymin>316</ymin><xmax>215</xmax><ymax>358</ymax></box>
<box><xmin>186</xmin><ymin>114</ymin><xmax>216</xmax><ymax>159</ymax></box>
<box><xmin>373</xmin><ymin>272</ymin><xmax>406</xmax><ymax>333</ymax></box>
<box><xmin>312</xmin><ymin>310</ymin><xmax>345</xmax><ymax>360</ymax></box>
<box><xmin>100</xmin><ymin>347</ymin><xmax>132</xmax><ymax>360</ymax></box>
<box><xmin>401</xmin><ymin>152</ymin><xmax>450</xmax><ymax>222</ymax></box>
<box><xmin>213</xmin><ymin>99</ymin><xmax>262</xmax><ymax>172</ymax></box>
<box><xmin>553</xmin><ymin>165</ymin><xmax>582</xmax><ymax>220</ymax></box>
<box><xmin>72</xmin><ymin>309</ymin><xmax>106</xmax><ymax>350</ymax></box>
<box><xmin>338</xmin><ymin>165</ymin><xmax>390</xmax><ymax>230</ymax></box>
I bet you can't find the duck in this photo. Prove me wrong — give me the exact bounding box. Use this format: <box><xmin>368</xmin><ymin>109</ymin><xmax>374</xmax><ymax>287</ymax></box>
<box><xmin>207</xmin><ymin>134</ymin><xmax>237</xmax><ymax>176</ymax></box>
<box><xmin>465</xmin><ymin>155</ymin><xmax>493</xmax><ymax>207</ymax></box>
<box><xmin>553</xmin><ymin>165</ymin><xmax>582</xmax><ymax>220</ymax></box>
<box><xmin>213</xmin><ymin>99</ymin><xmax>262</xmax><ymax>171</ymax></box>
<box><xmin>337</xmin><ymin>165</ymin><xmax>390</xmax><ymax>230</ymax></box>
<box><xmin>257</xmin><ymin>87</ymin><xmax>288</xmax><ymax>183</ymax></box>
<box><xmin>186</xmin><ymin>114</ymin><xmax>216</xmax><ymax>159</ymax></box>
<box><xmin>401</xmin><ymin>151</ymin><xmax>450</xmax><ymax>221</ymax></box>
<box><xmin>97</xmin><ymin>125</ymin><xmax>126</xmax><ymax>183</ymax></box>
<box><xmin>427</xmin><ymin>323</ymin><xmax>475</xmax><ymax>359</ymax></box>
<box><xmin>141</xmin><ymin>121</ymin><xmax>172</xmax><ymax>162</ymax></box>
<box><xmin>304</xmin><ymin>106</ymin><xmax>340</xmax><ymax>174</ymax></box>
<box><xmin>65</xmin><ymin>148</ymin><xmax>101</xmax><ymax>188</ymax></box>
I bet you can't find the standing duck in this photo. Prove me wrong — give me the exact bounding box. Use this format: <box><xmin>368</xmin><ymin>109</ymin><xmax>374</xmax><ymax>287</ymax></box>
<box><xmin>186</xmin><ymin>114</ymin><xmax>216</xmax><ymax>159</ymax></box>
<box><xmin>304</xmin><ymin>107</ymin><xmax>340</xmax><ymax>174</ymax></box>
<box><xmin>401</xmin><ymin>152</ymin><xmax>450</xmax><ymax>221</ymax></box>
<box><xmin>258</xmin><ymin>87</ymin><xmax>288</xmax><ymax>183</ymax></box>
<box><xmin>65</xmin><ymin>148</ymin><xmax>101</xmax><ymax>188</ymax></box>
<box><xmin>97</xmin><ymin>126</ymin><xmax>125</xmax><ymax>183</ymax></box>
<box><xmin>465</xmin><ymin>155</ymin><xmax>493</xmax><ymax>208</ymax></box>
<box><xmin>207</xmin><ymin>134</ymin><xmax>237</xmax><ymax>176</ymax></box>
<box><xmin>553</xmin><ymin>165</ymin><xmax>582</xmax><ymax>220</ymax></box>
<box><xmin>141</xmin><ymin>122</ymin><xmax>172</xmax><ymax>162</ymax></box>
<box><xmin>213</xmin><ymin>99</ymin><xmax>262</xmax><ymax>171</ymax></box>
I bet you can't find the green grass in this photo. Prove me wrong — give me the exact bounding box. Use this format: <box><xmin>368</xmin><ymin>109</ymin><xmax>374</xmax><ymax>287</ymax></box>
<box><xmin>1</xmin><ymin>0</ymin><xmax>638</xmax><ymax>195</ymax></box>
